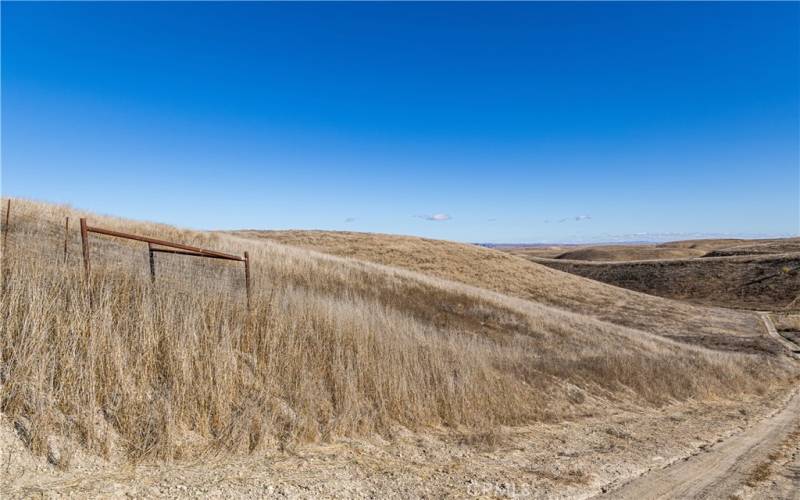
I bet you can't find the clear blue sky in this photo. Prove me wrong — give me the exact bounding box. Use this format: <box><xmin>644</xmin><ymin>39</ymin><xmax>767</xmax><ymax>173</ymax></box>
<box><xmin>2</xmin><ymin>2</ymin><xmax>798</xmax><ymax>243</ymax></box>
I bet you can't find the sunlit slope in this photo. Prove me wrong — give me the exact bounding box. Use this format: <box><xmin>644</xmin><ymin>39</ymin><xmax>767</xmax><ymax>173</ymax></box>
<box><xmin>2</xmin><ymin>199</ymin><xmax>795</xmax><ymax>464</ymax></box>
<box><xmin>552</xmin><ymin>245</ymin><xmax>707</xmax><ymax>261</ymax></box>
<box><xmin>234</xmin><ymin>230</ymin><xmax>773</xmax><ymax>353</ymax></box>
<box><xmin>501</xmin><ymin>238</ymin><xmax>798</xmax><ymax>262</ymax></box>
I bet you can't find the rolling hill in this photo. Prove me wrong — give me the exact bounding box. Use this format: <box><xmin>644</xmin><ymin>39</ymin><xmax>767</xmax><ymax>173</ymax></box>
<box><xmin>530</xmin><ymin>253</ymin><xmax>800</xmax><ymax>311</ymax></box>
<box><xmin>234</xmin><ymin>230</ymin><xmax>779</xmax><ymax>353</ymax></box>
<box><xmin>503</xmin><ymin>237</ymin><xmax>799</xmax><ymax>262</ymax></box>
<box><xmin>495</xmin><ymin>237</ymin><xmax>800</xmax><ymax>311</ymax></box>
<box><xmin>1</xmin><ymin>199</ymin><xmax>796</xmax><ymax>496</ymax></box>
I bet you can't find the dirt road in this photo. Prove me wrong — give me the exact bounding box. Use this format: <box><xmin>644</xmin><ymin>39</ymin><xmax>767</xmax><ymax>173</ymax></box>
<box><xmin>761</xmin><ymin>312</ymin><xmax>800</xmax><ymax>359</ymax></box>
<box><xmin>598</xmin><ymin>387</ymin><xmax>800</xmax><ymax>499</ymax></box>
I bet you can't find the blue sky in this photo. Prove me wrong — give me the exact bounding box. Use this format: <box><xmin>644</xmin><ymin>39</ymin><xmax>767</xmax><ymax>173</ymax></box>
<box><xmin>2</xmin><ymin>2</ymin><xmax>798</xmax><ymax>243</ymax></box>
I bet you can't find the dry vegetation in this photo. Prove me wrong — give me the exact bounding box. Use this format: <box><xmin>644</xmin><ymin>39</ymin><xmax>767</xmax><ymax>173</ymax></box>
<box><xmin>502</xmin><ymin>238</ymin><xmax>798</xmax><ymax>262</ymax></box>
<box><xmin>496</xmin><ymin>237</ymin><xmax>800</xmax><ymax>312</ymax></box>
<box><xmin>237</xmin><ymin>230</ymin><xmax>780</xmax><ymax>353</ymax></box>
<box><xmin>703</xmin><ymin>238</ymin><xmax>800</xmax><ymax>257</ymax></box>
<box><xmin>772</xmin><ymin>313</ymin><xmax>800</xmax><ymax>332</ymax></box>
<box><xmin>771</xmin><ymin>313</ymin><xmax>800</xmax><ymax>349</ymax></box>
<box><xmin>1</xmin><ymin>199</ymin><xmax>796</xmax><ymax>471</ymax></box>
<box><xmin>534</xmin><ymin>244</ymin><xmax>709</xmax><ymax>261</ymax></box>
<box><xmin>533</xmin><ymin>253</ymin><xmax>800</xmax><ymax>311</ymax></box>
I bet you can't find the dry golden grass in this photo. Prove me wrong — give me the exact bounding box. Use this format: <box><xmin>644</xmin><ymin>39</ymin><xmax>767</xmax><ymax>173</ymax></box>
<box><xmin>539</xmin><ymin>245</ymin><xmax>707</xmax><ymax>261</ymax></box>
<box><xmin>236</xmin><ymin>230</ymin><xmax>777</xmax><ymax>352</ymax></box>
<box><xmin>1</xmin><ymin>199</ymin><xmax>796</xmax><ymax>466</ymax></box>
<box><xmin>502</xmin><ymin>238</ymin><xmax>798</xmax><ymax>262</ymax></box>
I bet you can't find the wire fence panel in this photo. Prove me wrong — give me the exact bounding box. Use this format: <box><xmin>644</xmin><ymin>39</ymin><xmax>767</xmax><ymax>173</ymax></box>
<box><xmin>1</xmin><ymin>200</ymin><xmax>250</xmax><ymax>305</ymax></box>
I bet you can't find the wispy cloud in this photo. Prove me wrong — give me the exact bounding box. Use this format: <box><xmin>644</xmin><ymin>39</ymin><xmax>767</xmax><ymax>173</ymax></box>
<box><xmin>556</xmin><ymin>215</ymin><xmax>592</xmax><ymax>223</ymax></box>
<box><xmin>344</xmin><ymin>217</ymin><xmax>356</xmax><ymax>223</ymax></box>
<box><xmin>414</xmin><ymin>213</ymin><xmax>452</xmax><ymax>222</ymax></box>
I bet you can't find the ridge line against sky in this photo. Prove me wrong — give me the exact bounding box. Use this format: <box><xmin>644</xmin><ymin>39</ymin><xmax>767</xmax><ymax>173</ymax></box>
<box><xmin>2</xmin><ymin>2</ymin><xmax>798</xmax><ymax>243</ymax></box>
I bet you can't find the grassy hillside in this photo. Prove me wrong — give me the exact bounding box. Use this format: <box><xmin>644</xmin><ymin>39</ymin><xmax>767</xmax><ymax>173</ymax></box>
<box><xmin>503</xmin><ymin>238</ymin><xmax>798</xmax><ymax>262</ymax></box>
<box><xmin>503</xmin><ymin>241</ymin><xmax>724</xmax><ymax>262</ymax></box>
<box><xmin>703</xmin><ymin>238</ymin><xmax>800</xmax><ymax>257</ymax></box>
<box><xmin>1</xmin><ymin>200</ymin><xmax>795</xmax><ymax>467</ymax></box>
<box><xmin>553</xmin><ymin>245</ymin><xmax>706</xmax><ymax>261</ymax></box>
<box><xmin>236</xmin><ymin>230</ymin><xmax>777</xmax><ymax>353</ymax></box>
<box><xmin>533</xmin><ymin>254</ymin><xmax>799</xmax><ymax>311</ymax></box>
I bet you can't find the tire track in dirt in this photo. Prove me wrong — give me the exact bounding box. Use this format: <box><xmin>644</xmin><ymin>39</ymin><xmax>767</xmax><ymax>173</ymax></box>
<box><xmin>596</xmin><ymin>314</ymin><xmax>800</xmax><ymax>499</ymax></box>
<box><xmin>596</xmin><ymin>386</ymin><xmax>800</xmax><ymax>499</ymax></box>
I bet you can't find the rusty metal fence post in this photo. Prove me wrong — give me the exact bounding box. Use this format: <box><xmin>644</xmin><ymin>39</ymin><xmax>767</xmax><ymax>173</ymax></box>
<box><xmin>148</xmin><ymin>243</ymin><xmax>156</xmax><ymax>283</ymax></box>
<box><xmin>1</xmin><ymin>199</ymin><xmax>10</xmax><ymax>292</ymax></box>
<box><xmin>244</xmin><ymin>251</ymin><xmax>251</xmax><ymax>310</ymax></box>
<box><xmin>2</xmin><ymin>199</ymin><xmax>10</xmax><ymax>255</ymax></box>
<box><xmin>64</xmin><ymin>217</ymin><xmax>70</xmax><ymax>263</ymax></box>
<box><xmin>77</xmin><ymin>220</ymin><xmax>251</xmax><ymax>308</ymax></box>
<box><xmin>80</xmin><ymin>218</ymin><xmax>91</xmax><ymax>281</ymax></box>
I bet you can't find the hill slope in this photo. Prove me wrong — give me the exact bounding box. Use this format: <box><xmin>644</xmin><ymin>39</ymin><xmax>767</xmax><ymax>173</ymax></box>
<box><xmin>703</xmin><ymin>238</ymin><xmax>800</xmax><ymax>257</ymax></box>
<box><xmin>1</xmin><ymin>199</ymin><xmax>795</xmax><ymax>475</ymax></box>
<box><xmin>235</xmin><ymin>230</ymin><xmax>775</xmax><ymax>353</ymax></box>
<box><xmin>532</xmin><ymin>253</ymin><xmax>800</xmax><ymax>311</ymax></box>
<box><xmin>552</xmin><ymin>245</ymin><xmax>704</xmax><ymax>261</ymax></box>
<box><xmin>503</xmin><ymin>238</ymin><xmax>798</xmax><ymax>262</ymax></box>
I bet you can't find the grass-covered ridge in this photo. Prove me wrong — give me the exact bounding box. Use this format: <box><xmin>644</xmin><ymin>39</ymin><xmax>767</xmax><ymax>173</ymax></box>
<box><xmin>1</xmin><ymin>199</ymin><xmax>795</xmax><ymax>464</ymax></box>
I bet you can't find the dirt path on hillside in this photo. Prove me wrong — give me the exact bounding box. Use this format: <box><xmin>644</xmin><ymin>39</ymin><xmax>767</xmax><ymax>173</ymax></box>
<box><xmin>760</xmin><ymin>312</ymin><xmax>800</xmax><ymax>359</ymax></box>
<box><xmin>598</xmin><ymin>388</ymin><xmax>800</xmax><ymax>499</ymax></box>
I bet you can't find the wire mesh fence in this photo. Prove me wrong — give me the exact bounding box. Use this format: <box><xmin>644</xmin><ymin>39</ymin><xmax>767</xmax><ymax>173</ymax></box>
<box><xmin>1</xmin><ymin>200</ymin><xmax>250</xmax><ymax>305</ymax></box>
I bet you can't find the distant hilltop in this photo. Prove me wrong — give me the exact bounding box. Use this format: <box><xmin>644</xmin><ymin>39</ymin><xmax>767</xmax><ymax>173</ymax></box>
<box><xmin>476</xmin><ymin>241</ymin><xmax>654</xmax><ymax>249</ymax></box>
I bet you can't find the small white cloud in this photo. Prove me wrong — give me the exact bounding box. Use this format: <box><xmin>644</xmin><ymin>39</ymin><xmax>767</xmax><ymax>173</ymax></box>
<box><xmin>415</xmin><ymin>213</ymin><xmax>452</xmax><ymax>221</ymax></box>
<box><xmin>558</xmin><ymin>215</ymin><xmax>592</xmax><ymax>223</ymax></box>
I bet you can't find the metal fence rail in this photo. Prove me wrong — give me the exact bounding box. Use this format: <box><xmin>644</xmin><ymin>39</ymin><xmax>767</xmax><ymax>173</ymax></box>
<box><xmin>79</xmin><ymin>217</ymin><xmax>251</xmax><ymax>308</ymax></box>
